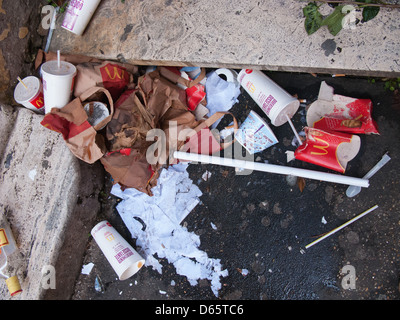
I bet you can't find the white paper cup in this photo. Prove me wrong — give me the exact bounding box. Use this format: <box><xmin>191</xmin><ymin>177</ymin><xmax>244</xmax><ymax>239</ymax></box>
<box><xmin>61</xmin><ymin>0</ymin><xmax>101</xmax><ymax>36</ymax></box>
<box><xmin>40</xmin><ymin>60</ymin><xmax>76</xmax><ymax>113</ymax></box>
<box><xmin>91</xmin><ymin>221</ymin><xmax>145</xmax><ymax>280</ymax></box>
<box><xmin>83</xmin><ymin>101</ymin><xmax>109</xmax><ymax>129</ymax></box>
<box><xmin>238</xmin><ymin>69</ymin><xmax>300</xmax><ymax>126</ymax></box>
<box><xmin>235</xmin><ymin>110</ymin><xmax>278</xmax><ymax>154</ymax></box>
<box><xmin>13</xmin><ymin>76</ymin><xmax>45</xmax><ymax>114</ymax></box>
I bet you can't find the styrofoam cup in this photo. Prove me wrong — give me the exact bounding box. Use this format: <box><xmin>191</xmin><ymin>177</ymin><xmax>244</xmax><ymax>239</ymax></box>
<box><xmin>40</xmin><ymin>60</ymin><xmax>76</xmax><ymax>113</ymax></box>
<box><xmin>238</xmin><ymin>69</ymin><xmax>300</xmax><ymax>126</ymax></box>
<box><xmin>91</xmin><ymin>221</ymin><xmax>145</xmax><ymax>280</ymax></box>
<box><xmin>13</xmin><ymin>76</ymin><xmax>45</xmax><ymax>114</ymax></box>
<box><xmin>61</xmin><ymin>0</ymin><xmax>101</xmax><ymax>36</ymax></box>
<box><xmin>235</xmin><ymin>110</ymin><xmax>278</xmax><ymax>154</ymax></box>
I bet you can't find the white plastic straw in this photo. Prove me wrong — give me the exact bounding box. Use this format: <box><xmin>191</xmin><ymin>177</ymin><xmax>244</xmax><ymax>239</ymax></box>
<box><xmin>173</xmin><ymin>151</ymin><xmax>369</xmax><ymax>188</ymax></box>
<box><xmin>57</xmin><ymin>50</ymin><xmax>61</xmax><ymax>69</ymax></box>
<box><xmin>285</xmin><ymin>114</ymin><xmax>302</xmax><ymax>145</ymax></box>
<box><xmin>305</xmin><ymin>205</ymin><xmax>378</xmax><ymax>249</ymax></box>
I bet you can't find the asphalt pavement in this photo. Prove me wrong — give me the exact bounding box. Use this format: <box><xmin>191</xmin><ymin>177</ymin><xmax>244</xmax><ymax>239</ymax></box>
<box><xmin>69</xmin><ymin>70</ymin><xmax>400</xmax><ymax>303</ymax></box>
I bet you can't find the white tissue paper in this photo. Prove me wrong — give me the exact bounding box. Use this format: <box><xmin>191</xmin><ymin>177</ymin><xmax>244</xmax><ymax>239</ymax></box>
<box><xmin>111</xmin><ymin>163</ymin><xmax>228</xmax><ymax>297</ymax></box>
<box><xmin>205</xmin><ymin>70</ymin><xmax>241</xmax><ymax>129</ymax></box>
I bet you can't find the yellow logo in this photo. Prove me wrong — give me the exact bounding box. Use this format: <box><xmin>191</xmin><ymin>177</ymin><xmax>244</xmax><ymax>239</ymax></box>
<box><xmin>310</xmin><ymin>137</ymin><xmax>329</xmax><ymax>156</ymax></box>
<box><xmin>104</xmin><ymin>66</ymin><xmax>125</xmax><ymax>80</ymax></box>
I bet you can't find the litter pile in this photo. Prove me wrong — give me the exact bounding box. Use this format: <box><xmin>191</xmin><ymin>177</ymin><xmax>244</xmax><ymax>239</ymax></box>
<box><xmin>111</xmin><ymin>163</ymin><xmax>228</xmax><ymax>297</ymax></box>
<box><xmin>13</xmin><ymin>42</ymin><xmax>384</xmax><ymax>296</ymax></box>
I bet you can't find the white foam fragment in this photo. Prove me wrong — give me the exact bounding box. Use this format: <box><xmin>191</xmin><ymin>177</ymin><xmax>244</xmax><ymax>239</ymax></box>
<box><xmin>28</xmin><ymin>168</ymin><xmax>37</xmax><ymax>181</ymax></box>
<box><xmin>81</xmin><ymin>262</ymin><xmax>94</xmax><ymax>275</ymax></box>
<box><xmin>111</xmin><ymin>163</ymin><xmax>228</xmax><ymax>297</ymax></box>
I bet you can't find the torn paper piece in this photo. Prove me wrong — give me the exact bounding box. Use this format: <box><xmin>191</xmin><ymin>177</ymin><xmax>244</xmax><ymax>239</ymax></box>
<box><xmin>111</xmin><ymin>162</ymin><xmax>228</xmax><ymax>297</ymax></box>
<box><xmin>28</xmin><ymin>168</ymin><xmax>37</xmax><ymax>181</ymax></box>
<box><xmin>81</xmin><ymin>262</ymin><xmax>94</xmax><ymax>275</ymax></box>
<box><xmin>202</xmin><ymin>170</ymin><xmax>212</xmax><ymax>181</ymax></box>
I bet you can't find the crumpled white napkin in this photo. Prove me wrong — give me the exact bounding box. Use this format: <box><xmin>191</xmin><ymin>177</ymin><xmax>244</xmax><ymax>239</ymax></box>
<box><xmin>111</xmin><ymin>163</ymin><xmax>228</xmax><ymax>297</ymax></box>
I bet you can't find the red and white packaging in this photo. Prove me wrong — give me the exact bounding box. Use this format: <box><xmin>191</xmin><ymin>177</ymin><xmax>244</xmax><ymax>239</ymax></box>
<box><xmin>294</xmin><ymin>127</ymin><xmax>361</xmax><ymax>173</ymax></box>
<box><xmin>13</xmin><ymin>76</ymin><xmax>45</xmax><ymax>114</ymax></box>
<box><xmin>186</xmin><ymin>84</ymin><xmax>206</xmax><ymax>111</ymax></box>
<box><xmin>91</xmin><ymin>221</ymin><xmax>145</xmax><ymax>280</ymax></box>
<box><xmin>307</xmin><ymin>81</ymin><xmax>379</xmax><ymax>135</ymax></box>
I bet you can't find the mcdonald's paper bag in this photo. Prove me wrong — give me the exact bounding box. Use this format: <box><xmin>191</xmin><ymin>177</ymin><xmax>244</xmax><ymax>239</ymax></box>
<box><xmin>100</xmin><ymin>148</ymin><xmax>158</xmax><ymax>195</ymax></box>
<box><xmin>293</xmin><ymin>127</ymin><xmax>360</xmax><ymax>173</ymax></box>
<box><xmin>101</xmin><ymin>69</ymin><xmax>200</xmax><ymax>195</ymax></box>
<box><xmin>105</xmin><ymin>88</ymin><xmax>154</xmax><ymax>152</ymax></box>
<box><xmin>74</xmin><ymin>61</ymin><xmax>138</xmax><ymax>101</ymax></box>
<box><xmin>41</xmin><ymin>87</ymin><xmax>114</xmax><ymax>164</ymax></box>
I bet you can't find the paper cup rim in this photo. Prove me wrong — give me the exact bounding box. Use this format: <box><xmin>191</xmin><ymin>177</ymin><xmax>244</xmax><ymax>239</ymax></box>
<box><xmin>14</xmin><ymin>76</ymin><xmax>41</xmax><ymax>103</ymax></box>
<box><xmin>41</xmin><ymin>60</ymin><xmax>77</xmax><ymax>78</ymax></box>
<box><xmin>119</xmin><ymin>259</ymin><xmax>146</xmax><ymax>280</ymax></box>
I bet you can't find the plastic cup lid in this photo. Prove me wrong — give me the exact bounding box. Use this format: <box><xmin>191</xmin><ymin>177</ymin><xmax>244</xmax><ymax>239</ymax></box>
<box><xmin>269</xmin><ymin>99</ymin><xmax>300</xmax><ymax>126</ymax></box>
<box><xmin>14</xmin><ymin>76</ymin><xmax>41</xmax><ymax>103</ymax></box>
<box><xmin>41</xmin><ymin>60</ymin><xmax>77</xmax><ymax>77</ymax></box>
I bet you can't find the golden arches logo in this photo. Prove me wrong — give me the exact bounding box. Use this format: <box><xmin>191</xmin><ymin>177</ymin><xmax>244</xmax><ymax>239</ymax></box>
<box><xmin>246</xmin><ymin>81</ymin><xmax>256</xmax><ymax>93</ymax></box>
<box><xmin>36</xmin><ymin>96</ymin><xmax>44</xmax><ymax>108</ymax></box>
<box><xmin>104</xmin><ymin>66</ymin><xmax>125</xmax><ymax>80</ymax></box>
<box><xmin>310</xmin><ymin>137</ymin><xmax>329</xmax><ymax>156</ymax></box>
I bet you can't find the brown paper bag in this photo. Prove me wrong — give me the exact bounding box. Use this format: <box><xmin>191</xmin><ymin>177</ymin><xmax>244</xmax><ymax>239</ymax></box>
<box><xmin>74</xmin><ymin>61</ymin><xmax>138</xmax><ymax>101</ymax></box>
<box><xmin>100</xmin><ymin>148</ymin><xmax>158</xmax><ymax>195</ymax></box>
<box><xmin>106</xmin><ymin>88</ymin><xmax>154</xmax><ymax>152</ymax></box>
<box><xmin>41</xmin><ymin>87</ymin><xmax>114</xmax><ymax>164</ymax></box>
<box><xmin>101</xmin><ymin>68</ymin><xmax>201</xmax><ymax>195</ymax></box>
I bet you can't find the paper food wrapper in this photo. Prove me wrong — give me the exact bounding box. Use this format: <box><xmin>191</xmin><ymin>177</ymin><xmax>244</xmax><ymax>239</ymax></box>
<box><xmin>293</xmin><ymin>127</ymin><xmax>360</xmax><ymax>173</ymax></box>
<box><xmin>41</xmin><ymin>87</ymin><xmax>114</xmax><ymax>164</ymax></box>
<box><xmin>306</xmin><ymin>81</ymin><xmax>379</xmax><ymax>135</ymax></box>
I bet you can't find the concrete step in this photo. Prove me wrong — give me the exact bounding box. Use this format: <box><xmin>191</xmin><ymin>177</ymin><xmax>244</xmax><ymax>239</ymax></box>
<box><xmin>0</xmin><ymin>104</ymin><xmax>104</xmax><ymax>299</ymax></box>
<box><xmin>50</xmin><ymin>0</ymin><xmax>400</xmax><ymax>77</ymax></box>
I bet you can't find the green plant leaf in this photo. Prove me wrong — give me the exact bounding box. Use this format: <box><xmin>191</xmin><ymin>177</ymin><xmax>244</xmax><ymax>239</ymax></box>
<box><xmin>358</xmin><ymin>0</ymin><xmax>380</xmax><ymax>22</ymax></box>
<box><xmin>362</xmin><ymin>6</ymin><xmax>380</xmax><ymax>22</ymax></box>
<box><xmin>321</xmin><ymin>5</ymin><xmax>346</xmax><ymax>36</ymax></box>
<box><xmin>303</xmin><ymin>2</ymin><xmax>323</xmax><ymax>35</ymax></box>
